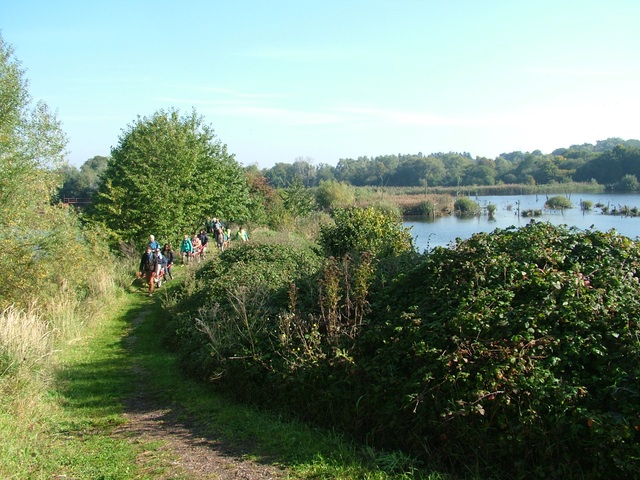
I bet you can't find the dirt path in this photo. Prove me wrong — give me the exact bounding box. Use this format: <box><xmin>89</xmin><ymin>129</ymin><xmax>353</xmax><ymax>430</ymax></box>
<box><xmin>113</xmin><ymin>310</ymin><xmax>288</xmax><ymax>479</ymax></box>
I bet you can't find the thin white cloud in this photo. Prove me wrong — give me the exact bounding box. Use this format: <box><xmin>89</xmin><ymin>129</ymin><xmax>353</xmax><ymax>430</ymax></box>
<box><xmin>237</xmin><ymin>46</ymin><xmax>357</xmax><ymax>62</ymax></box>
<box><xmin>331</xmin><ymin>105</ymin><xmax>501</xmax><ymax>128</ymax></box>
<box><xmin>207</xmin><ymin>105</ymin><xmax>345</xmax><ymax>126</ymax></box>
<box><xmin>523</xmin><ymin>66</ymin><xmax>632</xmax><ymax>77</ymax></box>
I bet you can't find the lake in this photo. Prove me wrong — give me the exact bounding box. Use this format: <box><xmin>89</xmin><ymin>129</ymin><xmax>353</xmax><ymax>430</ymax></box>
<box><xmin>405</xmin><ymin>193</ymin><xmax>640</xmax><ymax>252</ymax></box>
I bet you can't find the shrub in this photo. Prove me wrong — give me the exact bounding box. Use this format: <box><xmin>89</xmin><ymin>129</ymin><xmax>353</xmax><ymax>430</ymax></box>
<box><xmin>580</xmin><ymin>200</ymin><xmax>594</xmax><ymax>211</ymax></box>
<box><xmin>545</xmin><ymin>195</ymin><xmax>573</xmax><ymax>209</ymax></box>
<box><xmin>453</xmin><ymin>196</ymin><xmax>480</xmax><ymax>215</ymax></box>
<box><xmin>315</xmin><ymin>180</ymin><xmax>356</xmax><ymax>210</ymax></box>
<box><xmin>165</xmin><ymin>242</ymin><xmax>323</xmax><ymax>380</ymax></box>
<box><xmin>357</xmin><ymin>222</ymin><xmax>640</xmax><ymax>478</ymax></box>
<box><xmin>613</xmin><ymin>174</ymin><xmax>640</xmax><ymax>192</ymax></box>
<box><xmin>319</xmin><ymin>206</ymin><xmax>414</xmax><ymax>260</ymax></box>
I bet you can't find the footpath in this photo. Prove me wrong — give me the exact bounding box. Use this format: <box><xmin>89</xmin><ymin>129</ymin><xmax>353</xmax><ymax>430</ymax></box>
<box><xmin>112</xmin><ymin>303</ymin><xmax>286</xmax><ymax>479</ymax></box>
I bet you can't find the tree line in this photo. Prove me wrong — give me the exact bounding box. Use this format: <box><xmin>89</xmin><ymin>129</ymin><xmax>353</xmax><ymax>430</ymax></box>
<box><xmin>259</xmin><ymin>139</ymin><xmax>640</xmax><ymax>190</ymax></box>
<box><xmin>59</xmin><ymin>137</ymin><xmax>640</xmax><ymax>216</ymax></box>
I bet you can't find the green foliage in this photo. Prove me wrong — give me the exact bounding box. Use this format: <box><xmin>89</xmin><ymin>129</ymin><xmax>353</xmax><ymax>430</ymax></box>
<box><xmin>580</xmin><ymin>200</ymin><xmax>594</xmax><ymax>211</ymax></box>
<box><xmin>315</xmin><ymin>180</ymin><xmax>356</xmax><ymax>210</ymax></box>
<box><xmin>166</xmin><ymin>221</ymin><xmax>640</xmax><ymax>478</ymax></box>
<box><xmin>359</xmin><ymin>222</ymin><xmax>640</xmax><ymax>477</ymax></box>
<box><xmin>319</xmin><ymin>206</ymin><xmax>414</xmax><ymax>260</ymax></box>
<box><xmin>613</xmin><ymin>173</ymin><xmax>640</xmax><ymax>192</ymax></box>
<box><xmin>453</xmin><ymin>196</ymin><xmax>480</xmax><ymax>215</ymax></box>
<box><xmin>88</xmin><ymin>108</ymin><xmax>252</xmax><ymax>249</ymax></box>
<box><xmin>166</xmin><ymin>241</ymin><xmax>323</xmax><ymax>380</ymax></box>
<box><xmin>280</xmin><ymin>177</ymin><xmax>317</xmax><ymax>217</ymax></box>
<box><xmin>404</xmin><ymin>200</ymin><xmax>437</xmax><ymax>216</ymax></box>
<box><xmin>0</xmin><ymin>33</ymin><xmax>113</xmax><ymax>310</ymax></box>
<box><xmin>545</xmin><ymin>195</ymin><xmax>573</xmax><ymax>209</ymax></box>
<box><xmin>56</xmin><ymin>155</ymin><xmax>109</xmax><ymax>201</ymax></box>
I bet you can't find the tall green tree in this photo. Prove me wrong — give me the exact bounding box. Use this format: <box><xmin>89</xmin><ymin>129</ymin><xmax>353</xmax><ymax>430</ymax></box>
<box><xmin>0</xmin><ymin>33</ymin><xmax>109</xmax><ymax>308</ymax></box>
<box><xmin>89</xmin><ymin>108</ymin><xmax>252</xmax><ymax>248</ymax></box>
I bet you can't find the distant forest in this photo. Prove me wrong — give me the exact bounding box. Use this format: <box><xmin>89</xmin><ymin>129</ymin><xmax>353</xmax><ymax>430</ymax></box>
<box><xmin>58</xmin><ymin>138</ymin><xmax>640</xmax><ymax>201</ymax></box>
<box><xmin>261</xmin><ymin>137</ymin><xmax>640</xmax><ymax>190</ymax></box>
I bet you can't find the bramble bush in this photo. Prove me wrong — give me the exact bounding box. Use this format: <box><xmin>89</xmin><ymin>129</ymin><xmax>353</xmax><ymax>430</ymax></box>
<box><xmin>164</xmin><ymin>217</ymin><xmax>640</xmax><ymax>478</ymax></box>
<box><xmin>164</xmin><ymin>240</ymin><xmax>323</xmax><ymax>385</ymax></box>
<box><xmin>355</xmin><ymin>221</ymin><xmax>640</xmax><ymax>478</ymax></box>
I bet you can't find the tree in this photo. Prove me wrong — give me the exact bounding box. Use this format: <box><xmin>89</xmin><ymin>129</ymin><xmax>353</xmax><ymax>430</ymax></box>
<box><xmin>264</xmin><ymin>162</ymin><xmax>298</xmax><ymax>188</ymax></box>
<box><xmin>0</xmin><ymin>33</ymin><xmax>109</xmax><ymax>307</ymax></box>
<box><xmin>279</xmin><ymin>177</ymin><xmax>317</xmax><ymax>217</ymax></box>
<box><xmin>57</xmin><ymin>155</ymin><xmax>109</xmax><ymax>201</ymax></box>
<box><xmin>89</xmin><ymin>108</ymin><xmax>252</xmax><ymax>248</ymax></box>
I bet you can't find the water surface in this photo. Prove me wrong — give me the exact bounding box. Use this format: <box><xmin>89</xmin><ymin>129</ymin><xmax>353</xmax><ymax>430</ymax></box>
<box><xmin>406</xmin><ymin>193</ymin><xmax>640</xmax><ymax>252</ymax></box>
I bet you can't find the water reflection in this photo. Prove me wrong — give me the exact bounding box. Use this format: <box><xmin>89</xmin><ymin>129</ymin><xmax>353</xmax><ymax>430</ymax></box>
<box><xmin>406</xmin><ymin>193</ymin><xmax>640</xmax><ymax>252</ymax></box>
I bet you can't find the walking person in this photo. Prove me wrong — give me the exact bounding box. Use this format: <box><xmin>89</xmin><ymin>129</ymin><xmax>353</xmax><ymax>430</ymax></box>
<box><xmin>236</xmin><ymin>226</ymin><xmax>249</xmax><ymax>242</ymax></box>
<box><xmin>180</xmin><ymin>234</ymin><xmax>193</xmax><ymax>265</ymax></box>
<box><xmin>148</xmin><ymin>234</ymin><xmax>160</xmax><ymax>251</ymax></box>
<box><xmin>138</xmin><ymin>246</ymin><xmax>158</xmax><ymax>297</ymax></box>
<box><xmin>162</xmin><ymin>243</ymin><xmax>174</xmax><ymax>280</ymax></box>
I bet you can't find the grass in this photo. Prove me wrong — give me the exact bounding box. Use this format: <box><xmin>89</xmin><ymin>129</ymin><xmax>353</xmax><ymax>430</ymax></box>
<box><xmin>0</xmin><ymin>261</ymin><xmax>455</xmax><ymax>479</ymax></box>
<box><xmin>0</xmin><ymin>293</ymin><xmax>148</xmax><ymax>479</ymax></box>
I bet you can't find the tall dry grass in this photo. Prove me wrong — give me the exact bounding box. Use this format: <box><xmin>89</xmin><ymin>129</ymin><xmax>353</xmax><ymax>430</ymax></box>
<box><xmin>0</xmin><ymin>257</ymin><xmax>121</xmax><ymax>417</ymax></box>
<box><xmin>0</xmin><ymin>306</ymin><xmax>52</xmax><ymax>378</ymax></box>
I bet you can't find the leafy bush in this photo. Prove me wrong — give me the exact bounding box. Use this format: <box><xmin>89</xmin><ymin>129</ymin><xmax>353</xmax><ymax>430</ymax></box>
<box><xmin>165</xmin><ymin>221</ymin><xmax>640</xmax><ymax>478</ymax></box>
<box><xmin>357</xmin><ymin>222</ymin><xmax>640</xmax><ymax>477</ymax></box>
<box><xmin>545</xmin><ymin>195</ymin><xmax>573</xmax><ymax>209</ymax></box>
<box><xmin>319</xmin><ymin>206</ymin><xmax>414</xmax><ymax>259</ymax></box>
<box><xmin>613</xmin><ymin>174</ymin><xmax>640</xmax><ymax>192</ymax></box>
<box><xmin>165</xmin><ymin>241</ymin><xmax>323</xmax><ymax>381</ymax></box>
<box><xmin>315</xmin><ymin>180</ymin><xmax>356</xmax><ymax>210</ymax></box>
<box><xmin>453</xmin><ymin>196</ymin><xmax>480</xmax><ymax>215</ymax></box>
<box><xmin>580</xmin><ymin>200</ymin><xmax>594</xmax><ymax>211</ymax></box>
<box><xmin>403</xmin><ymin>200</ymin><xmax>437</xmax><ymax>216</ymax></box>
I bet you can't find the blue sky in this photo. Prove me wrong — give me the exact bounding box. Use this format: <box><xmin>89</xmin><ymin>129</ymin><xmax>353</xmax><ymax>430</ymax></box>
<box><xmin>3</xmin><ymin>0</ymin><xmax>639</xmax><ymax>168</ymax></box>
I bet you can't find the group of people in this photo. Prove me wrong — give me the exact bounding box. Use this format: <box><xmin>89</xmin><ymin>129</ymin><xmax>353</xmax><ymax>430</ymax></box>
<box><xmin>138</xmin><ymin>220</ymin><xmax>249</xmax><ymax>296</ymax></box>
<box><xmin>138</xmin><ymin>235</ymin><xmax>174</xmax><ymax>297</ymax></box>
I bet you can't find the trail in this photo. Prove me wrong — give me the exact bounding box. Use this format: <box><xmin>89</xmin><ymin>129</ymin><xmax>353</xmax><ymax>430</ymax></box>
<box><xmin>112</xmin><ymin>308</ymin><xmax>287</xmax><ymax>480</ymax></box>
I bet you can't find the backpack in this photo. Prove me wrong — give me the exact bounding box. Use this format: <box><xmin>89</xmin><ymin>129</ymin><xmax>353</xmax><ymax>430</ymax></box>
<box><xmin>143</xmin><ymin>253</ymin><xmax>155</xmax><ymax>272</ymax></box>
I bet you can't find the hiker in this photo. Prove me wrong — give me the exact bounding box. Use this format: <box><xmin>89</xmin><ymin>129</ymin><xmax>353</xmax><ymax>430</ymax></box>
<box><xmin>148</xmin><ymin>234</ymin><xmax>160</xmax><ymax>251</ymax></box>
<box><xmin>180</xmin><ymin>234</ymin><xmax>193</xmax><ymax>265</ymax></box>
<box><xmin>154</xmin><ymin>247</ymin><xmax>167</xmax><ymax>287</ymax></box>
<box><xmin>138</xmin><ymin>246</ymin><xmax>158</xmax><ymax>297</ymax></box>
<box><xmin>198</xmin><ymin>229</ymin><xmax>209</xmax><ymax>257</ymax></box>
<box><xmin>192</xmin><ymin>232</ymin><xmax>203</xmax><ymax>258</ymax></box>
<box><xmin>162</xmin><ymin>243</ymin><xmax>174</xmax><ymax>279</ymax></box>
<box><xmin>236</xmin><ymin>226</ymin><xmax>249</xmax><ymax>242</ymax></box>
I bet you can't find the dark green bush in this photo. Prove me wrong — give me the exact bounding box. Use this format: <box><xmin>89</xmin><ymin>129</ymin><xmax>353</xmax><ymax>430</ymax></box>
<box><xmin>357</xmin><ymin>222</ymin><xmax>640</xmax><ymax>478</ymax></box>
<box><xmin>165</xmin><ymin>242</ymin><xmax>323</xmax><ymax>381</ymax></box>
<box><xmin>165</xmin><ymin>221</ymin><xmax>640</xmax><ymax>478</ymax></box>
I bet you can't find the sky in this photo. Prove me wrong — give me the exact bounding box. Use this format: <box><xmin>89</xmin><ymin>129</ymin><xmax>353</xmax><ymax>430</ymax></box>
<box><xmin>3</xmin><ymin>0</ymin><xmax>639</xmax><ymax>169</ymax></box>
